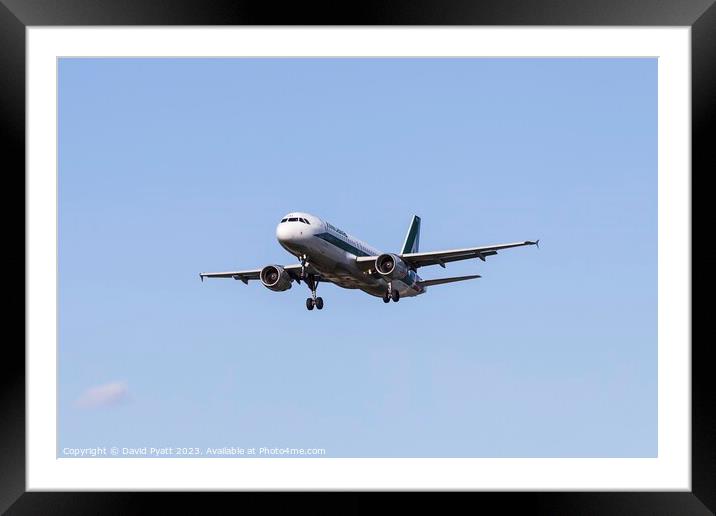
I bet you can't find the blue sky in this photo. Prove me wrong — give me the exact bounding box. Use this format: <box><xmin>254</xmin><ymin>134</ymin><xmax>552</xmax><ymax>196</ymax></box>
<box><xmin>58</xmin><ymin>58</ymin><xmax>656</xmax><ymax>457</ymax></box>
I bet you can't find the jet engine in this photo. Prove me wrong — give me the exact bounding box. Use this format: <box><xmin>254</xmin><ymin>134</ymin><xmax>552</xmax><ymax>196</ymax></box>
<box><xmin>375</xmin><ymin>253</ymin><xmax>409</xmax><ymax>281</ymax></box>
<box><xmin>260</xmin><ymin>265</ymin><xmax>292</xmax><ymax>292</ymax></box>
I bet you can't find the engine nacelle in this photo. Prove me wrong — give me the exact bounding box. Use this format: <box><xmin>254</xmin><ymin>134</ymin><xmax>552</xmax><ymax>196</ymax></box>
<box><xmin>375</xmin><ymin>253</ymin><xmax>409</xmax><ymax>281</ymax></box>
<box><xmin>260</xmin><ymin>265</ymin><xmax>292</xmax><ymax>292</ymax></box>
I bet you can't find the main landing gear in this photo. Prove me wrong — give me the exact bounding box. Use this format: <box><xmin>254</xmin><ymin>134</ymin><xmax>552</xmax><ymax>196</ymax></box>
<box><xmin>305</xmin><ymin>274</ymin><xmax>324</xmax><ymax>311</ymax></box>
<box><xmin>383</xmin><ymin>282</ymin><xmax>400</xmax><ymax>303</ymax></box>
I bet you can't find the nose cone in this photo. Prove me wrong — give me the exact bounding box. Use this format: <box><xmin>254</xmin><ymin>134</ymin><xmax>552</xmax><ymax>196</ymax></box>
<box><xmin>276</xmin><ymin>221</ymin><xmax>309</xmax><ymax>243</ymax></box>
<box><xmin>276</xmin><ymin>215</ymin><xmax>313</xmax><ymax>252</ymax></box>
<box><xmin>276</xmin><ymin>222</ymin><xmax>292</xmax><ymax>243</ymax></box>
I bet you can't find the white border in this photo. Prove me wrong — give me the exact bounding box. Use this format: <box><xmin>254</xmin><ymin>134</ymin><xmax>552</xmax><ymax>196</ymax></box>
<box><xmin>27</xmin><ymin>27</ymin><xmax>691</xmax><ymax>490</ymax></box>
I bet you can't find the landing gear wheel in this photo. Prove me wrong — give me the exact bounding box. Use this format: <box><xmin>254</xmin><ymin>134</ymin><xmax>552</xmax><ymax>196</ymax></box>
<box><xmin>382</xmin><ymin>293</ymin><xmax>390</xmax><ymax>303</ymax></box>
<box><xmin>391</xmin><ymin>290</ymin><xmax>400</xmax><ymax>302</ymax></box>
<box><xmin>305</xmin><ymin>274</ymin><xmax>323</xmax><ymax>311</ymax></box>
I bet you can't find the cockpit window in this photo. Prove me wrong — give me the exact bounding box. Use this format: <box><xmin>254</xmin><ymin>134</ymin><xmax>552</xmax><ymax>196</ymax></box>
<box><xmin>302</xmin><ymin>218</ymin><xmax>310</xmax><ymax>225</ymax></box>
<box><xmin>289</xmin><ymin>217</ymin><xmax>298</xmax><ymax>222</ymax></box>
<box><xmin>280</xmin><ymin>218</ymin><xmax>287</xmax><ymax>223</ymax></box>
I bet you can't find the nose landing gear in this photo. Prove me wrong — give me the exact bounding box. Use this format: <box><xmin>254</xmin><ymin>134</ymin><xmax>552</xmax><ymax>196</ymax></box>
<box><xmin>305</xmin><ymin>274</ymin><xmax>324</xmax><ymax>311</ymax></box>
<box><xmin>300</xmin><ymin>254</ymin><xmax>308</xmax><ymax>279</ymax></box>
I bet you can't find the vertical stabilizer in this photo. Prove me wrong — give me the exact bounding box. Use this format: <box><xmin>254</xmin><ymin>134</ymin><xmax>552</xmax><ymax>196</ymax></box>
<box><xmin>401</xmin><ymin>215</ymin><xmax>421</xmax><ymax>254</ymax></box>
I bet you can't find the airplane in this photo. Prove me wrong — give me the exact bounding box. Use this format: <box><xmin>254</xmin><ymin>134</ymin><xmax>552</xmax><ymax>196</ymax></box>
<box><xmin>200</xmin><ymin>212</ymin><xmax>538</xmax><ymax>311</ymax></box>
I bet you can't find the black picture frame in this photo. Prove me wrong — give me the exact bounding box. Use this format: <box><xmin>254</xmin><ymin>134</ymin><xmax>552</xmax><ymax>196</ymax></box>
<box><xmin>3</xmin><ymin>1</ymin><xmax>712</xmax><ymax>513</ymax></box>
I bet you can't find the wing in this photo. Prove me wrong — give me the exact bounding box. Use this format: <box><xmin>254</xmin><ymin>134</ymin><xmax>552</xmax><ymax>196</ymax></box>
<box><xmin>199</xmin><ymin>264</ymin><xmax>305</xmax><ymax>284</ymax></box>
<box><xmin>401</xmin><ymin>241</ymin><xmax>538</xmax><ymax>268</ymax></box>
<box><xmin>356</xmin><ymin>240</ymin><xmax>538</xmax><ymax>271</ymax></box>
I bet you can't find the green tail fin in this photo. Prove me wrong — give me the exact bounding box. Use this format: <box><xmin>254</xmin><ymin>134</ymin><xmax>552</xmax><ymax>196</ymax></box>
<box><xmin>401</xmin><ymin>215</ymin><xmax>421</xmax><ymax>254</ymax></box>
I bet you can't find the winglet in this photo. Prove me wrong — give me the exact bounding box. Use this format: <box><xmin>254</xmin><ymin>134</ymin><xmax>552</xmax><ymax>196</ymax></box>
<box><xmin>535</xmin><ymin>239</ymin><xmax>540</xmax><ymax>249</ymax></box>
<box><xmin>199</xmin><ymin>273</ymin><xmax>204</xmax><ymax>282</ymax></box>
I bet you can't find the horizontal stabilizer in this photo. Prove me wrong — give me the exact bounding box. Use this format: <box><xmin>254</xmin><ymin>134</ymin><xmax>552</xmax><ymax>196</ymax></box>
<box><xmin>417</xmin><ymin>274</ymin><xmax>480</xmax><ymax>287</ymax></box>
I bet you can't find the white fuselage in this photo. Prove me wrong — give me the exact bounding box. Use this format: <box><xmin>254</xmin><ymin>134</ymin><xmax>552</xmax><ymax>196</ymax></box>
<box><xmin>276</xmin><ymin>212</ymin><xmax>425</xmax><ymax>298</ymax></box>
